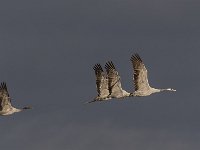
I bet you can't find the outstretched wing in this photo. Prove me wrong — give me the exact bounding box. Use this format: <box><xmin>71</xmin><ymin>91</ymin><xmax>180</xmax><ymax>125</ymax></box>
<box><xmin>0</xmin><ymin>82</ymin><xmax>12</xmax><ymax>111</ymax></box>
<box><xmin>130</xmin><ymin>53</ymin><xmax>151</xmax><ymax>91</ymax></box>
<box><xmin>93</xmin><ymin>64</ymin><xmax>109</xmax><ymax>98</ymax></box>
<box><xmin>105</xmin><ymin>61</ymin><xmax>124</xmax><ymax>98</ymax></box>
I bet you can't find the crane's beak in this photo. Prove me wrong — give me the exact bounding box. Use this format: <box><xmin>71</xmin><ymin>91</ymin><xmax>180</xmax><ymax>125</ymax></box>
<box><xmin>23</xmin><ymin>106</ymin><xmax>32</xmax><ymax>109</ymax></box>
<box><xmin>171</xmin><ymin>88</ymin><xmax>176</xmax><ymax>91</ymax></box>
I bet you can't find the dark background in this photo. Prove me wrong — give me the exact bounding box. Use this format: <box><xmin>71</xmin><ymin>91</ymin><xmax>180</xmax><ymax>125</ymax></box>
<box><xmin>1</xmin><ymin>0</ymin><xmax>200</xmax><ymax>149</ymax></box>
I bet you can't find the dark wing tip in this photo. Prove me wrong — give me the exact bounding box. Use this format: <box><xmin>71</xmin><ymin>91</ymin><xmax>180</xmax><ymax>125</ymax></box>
<box><xmin>0</xmin><ymin>82</ymin><xmax>8</xmax><ymax>91</ymax></box>
<box><xmin>0</xmin><ymin>82</ymin><xmax>9</xmax><ymax>97</ymax></box>
<box><xmin>93</xmin><ymin>63</ymin><xmax>103</xmax><ymax>74</ymax></box>
<box><xmin>105</xmin><ymin>61</ymin><xmax>116</xmax><ymax>73</ymax></box>
<box><xmin>130</xmin><ymin>53</ymin><xmax>143</xmax><ymax>63</ymax></box>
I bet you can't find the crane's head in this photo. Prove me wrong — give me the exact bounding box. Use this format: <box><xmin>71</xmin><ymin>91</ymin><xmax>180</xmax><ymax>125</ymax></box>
<box><xmin>167</xmin><ymin>88</ymin><xmax>176</xmax><ymax>91</ymax></box>
<box><xmin>160</xmin><ymin>88</ymin><xmax>176</xmax><ymax>92</ymax></box>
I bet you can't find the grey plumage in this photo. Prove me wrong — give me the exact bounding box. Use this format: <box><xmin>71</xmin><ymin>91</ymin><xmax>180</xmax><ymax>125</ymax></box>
<box><xmin>0</xmin><ymin>82</ymin><xmax>31</xmax><ymax>115</ymax></box>
<box><xmin>0</xmin><ymin>82</ymin><xmax>12</xmax><ymax>112</ymax></box>
<box><xmin>86</xmin><ymin>64</ymin><xmax>110</xmax><ymax>103</ymax></box>
<box><xmin>131</xmin><ymin>54</ymin><xmax>151</xmax><ymax>92</ymax></box>
<box><xmin>130</xmin><ymin>53</ymin><xmax>176</xmax><ymax>96</ymax></box>
<box><xmin>87</xmin><ymin>53</ymin><xmax>176</xmax><ymax>103</ymax></box>
<box><xmin>105</xmin><ymin>61</ymin><xmax>131</xmax><ymax>98</ymax></box>
<box><xmin>87</xmin><ymin>61</ymin><xmax>131</xmax><ymax>104</ymax></box>
<box><xmin>94</xmin><ymin>64</ymin><xmax>109</xmax><ymax>99</ymax></box>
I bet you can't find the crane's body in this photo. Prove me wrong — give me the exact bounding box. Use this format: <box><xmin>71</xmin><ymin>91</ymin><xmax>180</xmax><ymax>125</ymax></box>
<box><xmin>130</xmin><ymin>54</ymin><xmax>176</xmax><ymax>97</ymax></box>
<box><xmin>0</xmin><ymin>82</ymin><xmax>31</xmax><ymax>116</ymax></box>
<box><xmin>87</xmin><ymin>53</ymin><xmax>176</xmax><ymax>103</ymax></box>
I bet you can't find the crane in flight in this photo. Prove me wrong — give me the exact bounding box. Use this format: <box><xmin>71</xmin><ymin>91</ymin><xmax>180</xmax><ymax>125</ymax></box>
<box><xmin>0</xmin><ymin>82</ymin><xmax>31</xmax><ymax>115</ymax></box>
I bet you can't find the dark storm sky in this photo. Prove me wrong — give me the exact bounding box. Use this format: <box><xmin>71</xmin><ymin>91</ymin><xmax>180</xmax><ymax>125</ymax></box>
<box><xmin>1</xmin><ymin>0</ymin><xmax>200</xmax><ymax>149</ymax></box>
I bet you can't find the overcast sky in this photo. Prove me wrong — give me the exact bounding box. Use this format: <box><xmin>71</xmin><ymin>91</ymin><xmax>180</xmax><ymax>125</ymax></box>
<box><xmin>1</xmin><ymin>0</ymin><xmax>200</xmax><ymax>149</ymax></box>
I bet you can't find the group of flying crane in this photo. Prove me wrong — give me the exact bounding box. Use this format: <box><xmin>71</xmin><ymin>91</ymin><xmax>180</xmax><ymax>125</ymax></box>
<box><xmin>87</xmin><ymin>53</ymin><xmax>176</xmax><ymax>103</ymax></box>
<box><xmin>0</xmin><ymin>53</ymin><xmax>176</xmax><ymax>116</ymax></box>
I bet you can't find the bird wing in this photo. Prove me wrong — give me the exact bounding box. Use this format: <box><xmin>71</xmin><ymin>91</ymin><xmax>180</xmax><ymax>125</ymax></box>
<box><xmin>0</xmin><ymin>82</ymin><xmax>12</xmax><ymax>111</ymax></box>
<box><xmin>130</xmin><ymin>54</ymin><xmax>151</xmax><ymax>91</ymax></box>
<box><xmin>93</xmin><ymin>64</ymin><xmax>109</xmax><ymax>98</ymax></box>
<box><xmin>105</xmin><ymin>61</ymin><xmax>124</xmax><ymax>98</ymax></box>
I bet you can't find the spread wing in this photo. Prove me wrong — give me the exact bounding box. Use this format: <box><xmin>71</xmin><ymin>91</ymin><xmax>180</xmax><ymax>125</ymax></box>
<box><xmin>130</xmin><ymin>54</ymin><xmax>151</xmax><ymax>91</ymax></box>
<box><xmin>105</xmin><ymin>61</ymin><xmax>124</xmax><ymax>98</ymax></box>
<box><xmin>0</xmin><ymin>82</ymin><xmax>12</xmax><ymax>111</ymax></box>
<box><xmin>93</xmin><ymin>64</ymin><xmax>109</xmax><ymax>98</ymax></box>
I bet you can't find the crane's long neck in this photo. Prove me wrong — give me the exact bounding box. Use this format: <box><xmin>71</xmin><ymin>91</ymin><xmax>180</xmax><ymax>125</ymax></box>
<box><xmin>150</xmin><ymin>88</ymin><xmax>176</xmax><ymax>94</ymax></box>
<box><xmin>15</xmin><ymin>106</ymin><xmax>31</xmax><ymax>112</ymax></box>
<box><xmin>159</xmin><ymin>88</ymin><xmax>176</xmax><ymax>92</ymax></box>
